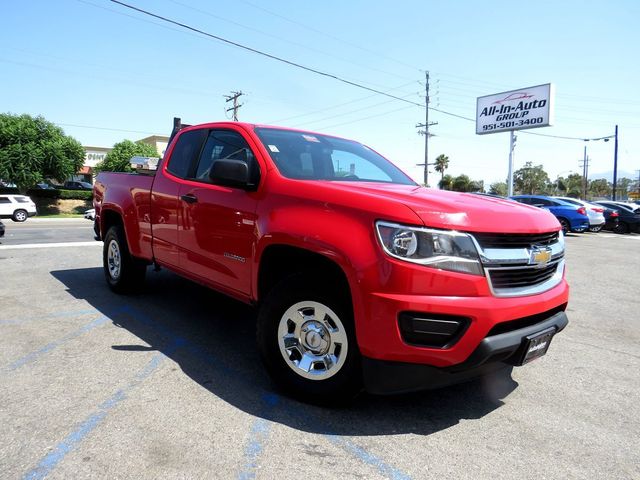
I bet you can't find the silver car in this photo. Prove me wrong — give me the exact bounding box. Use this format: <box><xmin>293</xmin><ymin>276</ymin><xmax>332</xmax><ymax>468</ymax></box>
<box><xmin>553</xmin><ymin>197</ymin><xmax>606</xmax><ymax>232</ymax></box>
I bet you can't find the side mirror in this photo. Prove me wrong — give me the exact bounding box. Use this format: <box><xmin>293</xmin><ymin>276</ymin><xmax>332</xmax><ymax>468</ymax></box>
<box><xmin>208</xmin><ymin>158</ymin><xmax>253</xmax><ymax>189</ymax></box>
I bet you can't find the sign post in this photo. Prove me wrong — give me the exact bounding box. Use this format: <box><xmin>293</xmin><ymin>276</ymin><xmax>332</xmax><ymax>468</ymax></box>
<box><xmin>476</xmin><ymin>84</ymin><xmax>555</xmax><ymax>195</ymax></box>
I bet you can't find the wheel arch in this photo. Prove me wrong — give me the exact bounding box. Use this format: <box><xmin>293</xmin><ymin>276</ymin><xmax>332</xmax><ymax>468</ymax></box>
<box><xmin>256</xmin><ymin>244</ymin><xmax>353</xmax><ymax>308</ymax></box>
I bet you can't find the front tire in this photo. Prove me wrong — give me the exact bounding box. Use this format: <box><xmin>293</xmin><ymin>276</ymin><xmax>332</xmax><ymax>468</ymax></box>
<box><xmin>558</xmin><ymin>217</ymin><xmax>570</xmax><ymax>234</ymax></box>
<box><xmin>103</xmin><ymin>225</ymin><xmax>146</xmax><ymax>293</ymax></box>
<box><xmin>12</xmin><ymin>209</ymin><xmax>28</xmax><ymax>222</ymax></box>
<box><xmin>257</xmin><ymin>275</ymin><xmax>362</xmax><ymax>405</ymax></box>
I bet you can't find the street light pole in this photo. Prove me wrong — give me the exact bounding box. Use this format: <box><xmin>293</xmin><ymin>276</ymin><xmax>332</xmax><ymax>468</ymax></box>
<box><xmin>612</xmin><ymin>125</ymin><xmax>619</xmax><ymax>200</ymax></box>
<box><xmin>507</xmin><ymin>131</ymin><xmax>516</xmax><ymax>197</ymax></box>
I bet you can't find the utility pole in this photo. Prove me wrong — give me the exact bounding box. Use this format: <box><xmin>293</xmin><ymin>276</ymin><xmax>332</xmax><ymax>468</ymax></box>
<box><xmin>416</xmin><ymin>71</ymin><xmax>437</xmax><ymax>187</ymax></box>
<box><xmin>224</xmin><ymin>91</ymin><xmax>244</xmax><ymax>121</ymax></box>
<box><xmin>507</xmin><ymin>131</ymin><xmax>517</xmax><ymax>197</ymax></box>
<box><xmin>612</xmin><ymin>125</ymin><xmax>619</xmax><ymax>200</ymax></box>
<box><xmin>579</xmin><ymin>145</ymin><xmax>591</xmax><ymax>200</ymax></box>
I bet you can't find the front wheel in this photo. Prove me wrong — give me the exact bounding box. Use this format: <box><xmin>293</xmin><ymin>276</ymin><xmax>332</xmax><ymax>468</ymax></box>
<box><xmin>103</xmin><ymin>225</ymin><xmax>146</xmax><ymax>293</ymax></box>
<box><xmin>257</xmin><ymin>275</ymin><xmax>362</xmax><ymax>405</ymax></box>
<box><xmin>12</xmin><ymin>209</ymin><xmax>28</xmax><ymax>222</ymax></box>
<box><xmin>558</xmin><ymin>217</ymin><xmax>570</xmax><ymax>234</ymax></box>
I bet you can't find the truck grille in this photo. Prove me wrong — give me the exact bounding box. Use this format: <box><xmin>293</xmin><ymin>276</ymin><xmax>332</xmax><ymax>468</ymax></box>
<box><xmin>472</xmin><ymin>232</ymin><xmax>559</xmax><ymax>249</ymax></box>
<box><xmin>468</xmin><ymin>230</ymin><xmax>564</xmax><ymax>297</ymax></box>
<box><xmin>487</xmin><ymin>262</ymin><xmax>560</xmax><ymax>289</ymax></box>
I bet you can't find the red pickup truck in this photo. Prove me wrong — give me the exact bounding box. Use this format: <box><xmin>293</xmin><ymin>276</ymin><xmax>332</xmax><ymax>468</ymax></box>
<box><xmin>93</xmin><ymin>119</ymin><xmax>569</xmax><ymax>404</ymax></box>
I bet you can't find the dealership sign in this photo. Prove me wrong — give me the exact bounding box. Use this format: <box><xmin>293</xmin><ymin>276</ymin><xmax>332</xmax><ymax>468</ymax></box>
<box><xmin>476</xmin><ymin>83</ymin><xmax>554</xmax><ymax>135</ymax></box>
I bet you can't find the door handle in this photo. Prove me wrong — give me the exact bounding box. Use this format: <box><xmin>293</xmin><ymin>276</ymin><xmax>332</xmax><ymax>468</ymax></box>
<box><xmin>181</xmin><ymin>194</ymin><xmax>198</xmax><ymax>204</ymax></box>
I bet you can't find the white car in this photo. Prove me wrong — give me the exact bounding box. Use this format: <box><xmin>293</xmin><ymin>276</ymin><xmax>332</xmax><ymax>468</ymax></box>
<box><xmin>552</xmin><ymin>197</ymin><xmax>606</xmax><ymax>232</ymax></box>
<box><xmin>0</xmin><ymin>195</ymin><xmax>37</xmax><ymax>222</ymax></box>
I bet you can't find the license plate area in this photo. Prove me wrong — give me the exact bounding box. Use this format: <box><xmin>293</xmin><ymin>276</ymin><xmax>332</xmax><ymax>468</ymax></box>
<box><xmin>519</xmin><ymin>327</ymin><xmax>556</xmax><ymax>365</ymax></box>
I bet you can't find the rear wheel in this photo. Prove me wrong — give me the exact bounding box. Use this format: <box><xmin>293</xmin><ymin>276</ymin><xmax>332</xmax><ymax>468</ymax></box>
<box><xmin>12</xmin><ymin>209</ymin><xmax>28</xmax><ymax>222</ymax></box>
<box><xmin>589</xmin><ymin>225</ymin><xmax>602</xmax><ymax>233</ymax></box>
<box><xmin>613</xmin><ymin>221</ymin><xmax>629</xmax><ymax>234</ymax></box>
<box><xmin>257</xmin><ymin>274</ymin><xmax>362</xmax><ymax>405</ymax></box>
<box><xmin>103</xmin><ymin>225</ymin><xmax>146</xmax><ymax>293</ymax></box>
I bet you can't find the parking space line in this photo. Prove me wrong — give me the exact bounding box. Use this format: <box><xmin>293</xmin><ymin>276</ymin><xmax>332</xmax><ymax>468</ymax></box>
<box><xmin>325</xmin><ymin>435</ymin><xmax>412</xmax><ymax>480</ymax></box>
<box><xmin>3</xmin><ymin>315</ymin><xmax>111</xmax><ymax>372</ymax></box>
<box><xmin>237</xmin><ymin>394</ymin><xmax>280</xmax><ymax>480</ymax></box>
<box><xmin>0</xmin><ymin>242</ymin><xmax>102</xmax><ymax>250</ymax></box>
<box><xmin>22</xmin><ymin>338</ymin><xmax>185</xmax><ymax>480</ymax></box>
<box><xmin>0</xmin><ymin>309</ymin><xmax>98</xmax><ymax>326</ymax></box>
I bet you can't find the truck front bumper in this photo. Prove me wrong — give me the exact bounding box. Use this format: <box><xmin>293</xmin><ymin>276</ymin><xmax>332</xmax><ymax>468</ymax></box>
<box><xmin>362</xmin><ymin>310</ymin><xmax>568</xmax><ymax>394</ymax></box>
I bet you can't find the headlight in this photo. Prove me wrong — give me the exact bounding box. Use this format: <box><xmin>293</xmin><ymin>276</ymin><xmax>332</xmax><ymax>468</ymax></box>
<box><xmin>375</xmin><ymin>221</ymin><xmax>483</xmax><ymax>275</ymax></box>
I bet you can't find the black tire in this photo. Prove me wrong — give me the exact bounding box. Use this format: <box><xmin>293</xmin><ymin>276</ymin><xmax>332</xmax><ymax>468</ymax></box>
<box><xmin>588</xmin><ymin>225</ymin><xmax>602</xmax><ymax>233</ymax></box>
<box><xmin>12</xmin><ymin>209</ymin><xmax>28</xmax><ymax>222</ymax></box>
<box><xmin>103</xmin><ymin>225</ymin><xmax>146</xmax><ymax>293</ymax></box>
<box><xmin>257</xmin><ymin>274</ymin><xmax>362</xmax><ymax>405</ymax></box>
<box><xmin>557</xmin><ymin>217</ymin><xmax>570</xmax><ymax>234</ymax></box>
<box><xmin>613</xmin><ymin>221</ymin><xmax>629</xmax><ymax>234</ymax></box>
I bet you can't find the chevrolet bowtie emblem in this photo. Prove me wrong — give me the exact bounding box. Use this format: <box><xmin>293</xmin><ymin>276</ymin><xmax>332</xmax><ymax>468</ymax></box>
<box><xmin>529</xmin><ymin>246</ymin><xmax>552</xmax><ymax>267</ymax></box>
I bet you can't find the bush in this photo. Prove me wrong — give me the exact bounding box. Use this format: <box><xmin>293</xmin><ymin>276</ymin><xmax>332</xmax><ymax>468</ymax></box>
<box><xmin>26</xmin><ymin>189</ymin><xmax>93</xmax><ymax>201</ymax></box>
<box><xmin>58</xmin><ymin>189</ymin><xmax>93</xmax><ymax>200</ymax></box>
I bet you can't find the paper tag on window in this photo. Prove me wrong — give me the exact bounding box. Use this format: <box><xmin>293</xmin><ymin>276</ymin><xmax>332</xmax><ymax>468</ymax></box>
<box><xmin>302</xmin><ymin>134</ymin><xmax>320</xmax><ymax>143</ymax></box>
<box><xmin>268</xmin><ymin>144</ymin><xmax>280</xmax><ymax>152</ymax></box>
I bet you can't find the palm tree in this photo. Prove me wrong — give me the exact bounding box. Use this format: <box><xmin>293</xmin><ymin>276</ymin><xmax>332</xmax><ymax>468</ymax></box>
<box><xmin>434</xmin><ymin>154</ymin><xmax>449</xmax><ymax>184</ymax></box>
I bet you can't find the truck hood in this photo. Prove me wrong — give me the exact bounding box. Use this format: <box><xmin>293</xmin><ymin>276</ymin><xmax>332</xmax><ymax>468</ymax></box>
<box><xmin>328</xmin><ymin>183</ymin><xmax>560</xmax><ymax>233</ymax></box>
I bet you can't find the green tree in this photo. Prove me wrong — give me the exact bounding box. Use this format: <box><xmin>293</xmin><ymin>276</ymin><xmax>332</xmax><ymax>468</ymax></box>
<box><xmin>439</xmin><ymin>174</ymin><xmax>454</xmax><ymax>190</ymax></box>
<box><xmin>0</xmin><ymin>113</ymin><xmax>84</xmax><ymax>191</ymax></box>
<box><xmin>434</xmin><ymin>154</ymin><xmax>449</xmax><ymax>182</ymax></box>
<box><xmin>96</xmin><ymin>140</ymin><xmax>158</xmax><ymax>173</ymax></box>
<box><xmin>489</xmin><ymin>181</ymin><xmax>507</xmax><ymax>196</ymax></box>
<box><xmin>513</xmin><ymin>162</ymin><xmax>550</xmax><ymax>194</ymax></box>
<box><xmin>616</xmin><ymin>177</ymin><xmax>633</xmax><ymax>199</ymax></box>
<box><xmin>588</xmin><ymin>178</ymin><xmax>611</xmax><ymax>198</ymax></box>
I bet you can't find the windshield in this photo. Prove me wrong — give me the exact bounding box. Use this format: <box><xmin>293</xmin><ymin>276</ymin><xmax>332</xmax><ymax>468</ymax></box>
<box><xmin>255</xmin><ymin>127</ymin><xmax>416</xmax><ymax>185</ymax></box>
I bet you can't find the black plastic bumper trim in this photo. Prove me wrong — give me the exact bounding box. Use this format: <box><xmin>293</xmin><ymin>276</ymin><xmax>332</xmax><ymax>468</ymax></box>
<box><xmin>362</xmin><ymin>311</ymin><xmax>568</xmax><ymax>395</ymax></box>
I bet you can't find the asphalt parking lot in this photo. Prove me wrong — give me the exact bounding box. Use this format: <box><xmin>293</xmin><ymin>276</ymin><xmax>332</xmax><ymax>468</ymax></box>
<box><xmin>1</xmin><ymin>220</ymin><xmax>638</xmax><ymax>479</ymax></box>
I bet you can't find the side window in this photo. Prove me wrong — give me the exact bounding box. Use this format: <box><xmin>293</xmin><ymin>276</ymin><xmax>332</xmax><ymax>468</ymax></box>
<box><xmin>0</xmin><ymin>197</ymin><xmax>11</xmax><ymax>204</ymax></box>
<box><xmin>533</xmin><ymin>198</ymin><xmax>551</xmax><ymax>206</ymax></box>
<box><xmin>192</xmin><ymin>130</ymin><xmax>257</xmax><ymax>183</ymax></box>
<box><xmin>515</xmin><ymin>197</ymin><xmax>531</xmax><ymax>205</ymax></box>
<box><xmin>166</xmin><ymin>129</ymin><xmax>208</xmax><ymax>179</ymax></box>
<box><xmin>331</xmin><ymin>150</ymin><xmax>393</xmax><ymax>182</ymax></box>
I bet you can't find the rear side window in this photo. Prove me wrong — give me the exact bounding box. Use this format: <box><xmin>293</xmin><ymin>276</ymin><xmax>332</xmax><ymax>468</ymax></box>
<box><xmin>16</xmin><ymin>197</ymin><xmax>29</xmax><ymax>203</ymax></box>
<box><xmin>166</xmin><ymin>129</ymin><xmax>208</xmax><ymax>179</ymax></box>
<box><xmin>192</xmin><ymin>130</ymin><xmax>257</xmax><ymax>183</ymax></box>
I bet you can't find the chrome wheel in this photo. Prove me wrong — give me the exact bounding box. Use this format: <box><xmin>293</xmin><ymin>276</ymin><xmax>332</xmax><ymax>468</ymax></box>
<box><xmin>277</xmin><ymin>301</ymin><xmax>348</xmax><ymax>381</ymax></box>
<box><xmin>13</xmin><ymin>210</ymin><xmax>27</xmax><ymax>222</ymax></box>
<box><xmin>107</xmin><ymin>239</ymin><xmax>121</xmax><ymax>280</ymax></box>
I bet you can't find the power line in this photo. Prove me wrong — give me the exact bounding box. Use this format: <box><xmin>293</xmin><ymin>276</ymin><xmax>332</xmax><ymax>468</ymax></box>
<box><xmin>56</xmin><ymin>122</ymin><xmax>157</xmax><ymax>135</ymax></box>
<box><xmin>235</xmin><ymin>0</ymin><xmax>422</xmax><ymax>73</ymax></box>
<box><xmin>109</xmin><ymin>0</ymin><xmax>425</xmax><ymax>108</ymax></box>
<box><xmin>164</xmin><ymin>0</ymin><xmax>416</xmax><ymax>83</ymax></box>
<box><xmin>267</xmin><ymin>80</ymin><xmax>419</xmax><ymax>124</ymax></box>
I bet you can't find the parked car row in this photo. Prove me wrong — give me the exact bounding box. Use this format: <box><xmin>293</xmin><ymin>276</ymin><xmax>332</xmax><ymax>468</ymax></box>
<box><xmin>510</xmin><ymin>195</ymin><xmax>640</xmax><ymax>234</ymax></box>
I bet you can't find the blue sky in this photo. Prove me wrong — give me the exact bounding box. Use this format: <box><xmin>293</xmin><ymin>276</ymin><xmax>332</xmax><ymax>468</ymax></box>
<box><xmin>1</xmin><ymin>0</ymin><xmax>639</xmax><ymax>187</ymax></box>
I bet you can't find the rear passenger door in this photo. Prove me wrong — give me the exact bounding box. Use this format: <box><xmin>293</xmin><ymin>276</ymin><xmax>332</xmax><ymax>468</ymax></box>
<box><xmin>178</xmin><ymin>128</ymin><xmax>261</xmax><ymax>298</ymax></box>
